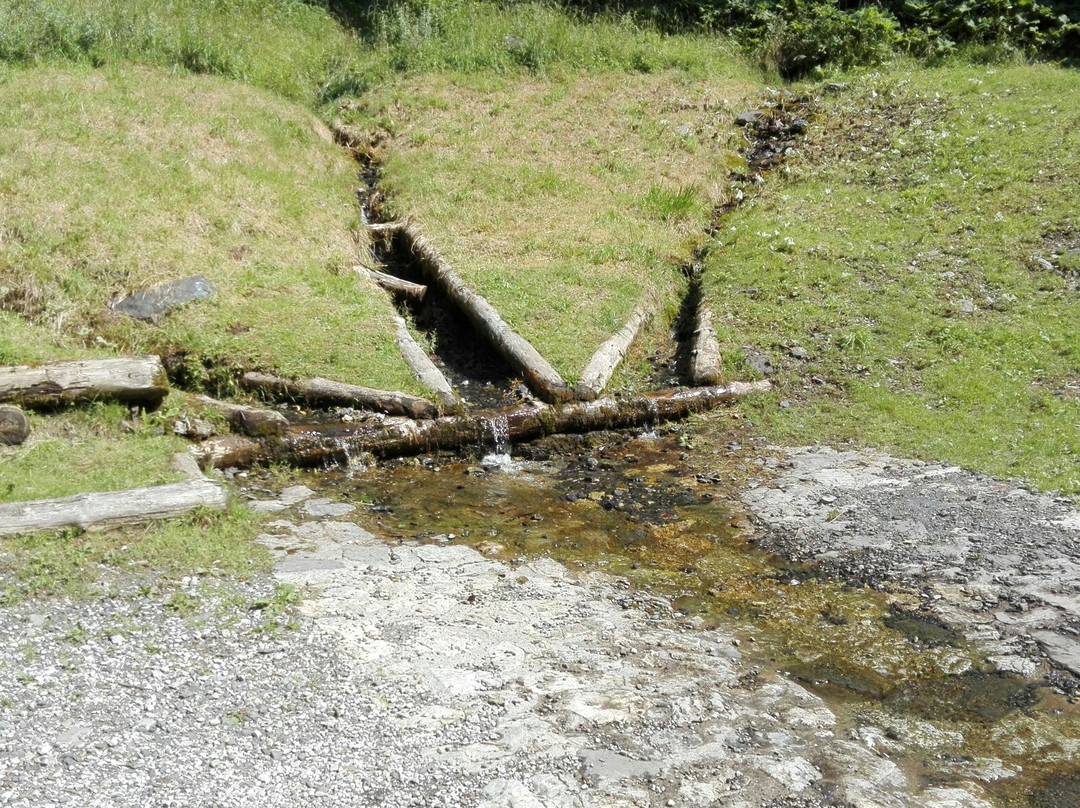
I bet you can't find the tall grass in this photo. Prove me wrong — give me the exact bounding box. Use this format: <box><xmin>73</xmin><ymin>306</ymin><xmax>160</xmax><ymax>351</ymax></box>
<box><xmin>359</xmin><ymin>0</ymin><xmax>752</xmax><ymax>79</ymax></box>
<box><xmin>0</xmin><ymin>0</ymin><xmax>363</xmax><ymax>103</ymax></box>
<box><xmin>0</xmin><ymin>0</ymin><xmax>756</xmax><ymax>108</ymax></box>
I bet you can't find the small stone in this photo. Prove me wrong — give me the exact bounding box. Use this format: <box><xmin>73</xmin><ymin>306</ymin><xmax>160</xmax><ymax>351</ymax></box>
<box><xmin>779</xmin><ymin>399</ymin><xmax>792</xmax><ymax>409</ymax></box>
<box><xmin>301</xmin><ymin>498</ymin><xmax>356</xmax><ymax>518</ymax></box>
<box><xmin>109</xmin><ymin>634</ymin><xmax>125</xmax><ymax>646</ymax></box>
<box><xmin>28</xmin><ymin>613</ymin><xmax>47</xmax><ymax>627</ymax></box>
<box><xmin>957</xmin><ymin>298</ymin><xmax>976</xmax><ymax>314</ymax></box>
<box><xmin>789</xmin><ymin>346</ymin><xmax>808</xmax><ymax>360</ymax></box>
<box><xmin>735</xmin><ymin>110</ymin><xmax>763</xmax><ymax>127</ymax></box>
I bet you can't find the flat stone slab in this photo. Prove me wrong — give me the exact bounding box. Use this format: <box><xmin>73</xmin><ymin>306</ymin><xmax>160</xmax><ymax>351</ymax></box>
<box><xmin>109</xmin><ymin>275</ymin><xmax>214</xmax><ymax>321</ymax></box>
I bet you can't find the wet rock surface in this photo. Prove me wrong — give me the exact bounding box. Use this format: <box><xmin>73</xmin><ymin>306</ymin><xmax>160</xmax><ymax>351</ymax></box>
<box><xmin>743</xmin><ymin>446</ymin><xmax>1080</xmax><ymax>682</ymax></box>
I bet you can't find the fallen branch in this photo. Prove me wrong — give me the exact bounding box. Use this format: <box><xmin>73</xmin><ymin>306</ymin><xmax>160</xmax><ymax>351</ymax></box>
<box><xmin>193</xmin><ymin>381</ymin><xmax>770</xmax><ymax>468</ymax></box>
<box><xmin>0</xmin><ymin>356</ymin><xmax>169</xmax><ymax>409</ymax></box>
<box><xmin>352</xmin><ymin>265</ymin><xmax>427</xmax><ymax>303</ymax></box>
<box><xmin>392</xmin><ymin>317</ymin><xmax>462</xmax><ymax>413</ymax></box>
<box><xmin>0</xmin><ymin>477</ymin><xmax>228</xmax><ymax>537</ymax></box>
<box><xmin>240</xmin><ymin>372</ymin><xmax>438</xmax><ymax>420</ymax></box>
<box><xmin>575</xmin><ymin>297</ymin><xmax>656</xmax><ymax>400</ymax></box>
<box><xmin>400</xmin><ymin>226</ymin><xmax>572</xmax><ymax>403</ymax></box>
<box><xmin>687</xmin><ymin>306</ymin><xmax>722</xmax><ymax>386</ymax></box>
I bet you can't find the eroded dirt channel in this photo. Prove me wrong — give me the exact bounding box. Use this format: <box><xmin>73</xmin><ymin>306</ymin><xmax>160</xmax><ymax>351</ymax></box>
<box><xmin>265</xmin><ymin>427</ymin><xmax>1080</xmax><ymax>808</ymax></box>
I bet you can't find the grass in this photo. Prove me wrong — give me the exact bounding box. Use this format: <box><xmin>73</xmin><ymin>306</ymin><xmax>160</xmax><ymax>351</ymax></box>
<box><xmin>0</xmin><ymin>503</ymin><xmax>268</xmax><ymax>603</ymax></box>
<box><xmin>0</xmin><ymin>403</ymin><xmax>186</xmax><ymax>503</ymax></box>
<box><xmin>0</xmin><ymin>0</ymin><xmax>363</xmax><ymax>106</ymax></box>
<box><xmin>0</xmin><ymin>63</ymin><xmax>420</xmax><ymax>394</ymax></box>
<box><xmin>700</xmin><ymin>62</ymin><xmax>1080</xmax><ymax>495</ymax></box>
<box><xmin>349</xmin><ymin>67</ymin><xmax>760</xmax><ymax>378</ymax></box>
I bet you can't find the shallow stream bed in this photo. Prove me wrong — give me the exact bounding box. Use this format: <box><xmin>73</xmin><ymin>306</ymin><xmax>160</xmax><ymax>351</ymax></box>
<box><xmin>284</xmin><ymin>428</ymin><xmax>1080</xmax><ymax>807</ymax></box>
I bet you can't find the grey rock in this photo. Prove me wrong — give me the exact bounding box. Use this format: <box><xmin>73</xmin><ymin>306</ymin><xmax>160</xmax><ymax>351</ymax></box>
<box><xmin>743</xmin><ymin>347</ymin><xmax>774</xmax><ymax>376</ymax></box>
<box><xmin>109</xmin><ymin>276</ymin><xmax>215</xmax><ymax>322</ymax></box>
<box><xmin>957</xmin><ymin>299</ymin><xmax>976</xmax><ymax>314</ymax></box>
<box><xmin>734</xmin><ymin>110</ymin><xmax>763</xmax><ymax>127</ymax></box>
<box><xmin>300</xmin><ymin>498</ymin><xmax>356</xmax><ymax>518</ymax></box>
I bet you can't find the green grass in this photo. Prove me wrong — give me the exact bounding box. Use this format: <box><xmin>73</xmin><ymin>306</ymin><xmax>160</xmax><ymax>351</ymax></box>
<box><xmin>0</xmin><ymin>403</ymin><xmax>187</xmax><ymax>503</ymax></box>
<box><xmin>701</xmin><ymin>62</ymin><xmax>1080</xmax><ymax>494</ymax></box>
<box><xmin>0</xmin><ymin>0</ymin><xmax>363</xmax><ymax>105</ymax></box>
<box><xmin>0</xmin><ymin>504</ymin><xmax>268</xmax><ymax>602</ymax></box>
<box><xmin>351</xmin><ymin>67</ymin><xmax>759</xmax><ymax>378</ymax></box>
<box><xmin>0</xmin><ymin>63</ymin><xmax>420</xmax><ymax>394</ymax></box>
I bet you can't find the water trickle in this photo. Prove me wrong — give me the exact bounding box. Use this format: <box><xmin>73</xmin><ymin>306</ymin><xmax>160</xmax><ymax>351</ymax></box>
<box><xmin>640</xmin><ymin>398</ymin><xmax>661</xmax><ymax>438</ymax></box>
<box><xmin>480</xmin><ymin>414</ymin><xmax>514</xmax><ymax>471</ymax></box>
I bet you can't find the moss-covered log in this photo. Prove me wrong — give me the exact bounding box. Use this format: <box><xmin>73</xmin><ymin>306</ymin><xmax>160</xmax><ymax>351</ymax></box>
<box><xmin>193</xmin><ymin>381</ymin><xmax>769</xmax><ymax>468</ymax></box>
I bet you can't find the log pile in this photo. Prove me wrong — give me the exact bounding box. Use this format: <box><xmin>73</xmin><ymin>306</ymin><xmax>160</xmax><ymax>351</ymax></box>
<box><xmin>192</xmin><ymin>381</ymin><xmax>770</xmax><ymax>469</ymax></box>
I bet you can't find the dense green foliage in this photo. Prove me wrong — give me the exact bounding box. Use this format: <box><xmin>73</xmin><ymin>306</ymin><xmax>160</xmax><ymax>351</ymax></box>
<box><xmin>570</xmin><ymin>0</ymin><xmax>1080</xmax><ymax>75</ymax></box>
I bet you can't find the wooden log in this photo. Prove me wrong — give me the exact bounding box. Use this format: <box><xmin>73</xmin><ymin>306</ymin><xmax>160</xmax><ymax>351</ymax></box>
<box><xmin>0</xmin><ymin>477</ymin><xmax>228</xmax><ymax>537</ymax></box>
<box><xmin>392</xmin><ymin>317</ymin><xmax>462</xmax><ymax>413</ymax></box>
<box><xmin>368</xmin><ymin>221</ymin><xmax>408</xmax><ymax>235</ymax></box>
<box><xmin>194</xmin><ymin>395</ymin><xmax>290</xmax><ymax>437</ymax></box>
<box><xmin>400</xmin><ymin>226</ymin><xmax>572</xmax><ymax>403</ymax></box>
<box><xmin>240</xmin><ymin>372</ymin><xmax>438</xmax><ymax>420</ymax></box>
<box><xmin>352</xmin><ymin>265</ymin><xmax>427</xmax><ymax>303</ymax></box>
<box><xmin>575</xmin><ymin>297</ymin><xmax>656</xmax><ymax>400</ymax></box>
<box><xmin>687</xmin><ymin>306</ymin><xmax>722</xmax><ymax>386</ymax></box>
<box><xmin>0</xmin><ymin>405</ymin><xmax>30</xmax><ymax>445</ymax></box>
<box><xmin>0</xmin><ymin>356</ymin><xmax>169</xmax><ymax>409</ymax></box>
<box><xmin>192</xmin><ymin>381</ymin><xmax>770</xmax><ymax>469</ymax></box>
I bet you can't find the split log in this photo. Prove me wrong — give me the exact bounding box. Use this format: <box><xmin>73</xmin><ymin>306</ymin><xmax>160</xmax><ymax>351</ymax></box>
<box><xmin>0</xmin><ymin>356</ymin><xmax>169</xmax><ymax>409</ymax></box>
<box><xmin>400</xmin><ymin>226</ymin><xmax>572</xmax><ymax>403</ymax></box>
<box><xmin>575</xmin><ymin>297</ymin><xmax>656</xmax><ymax>400</ymax></box>
<box><xmin>193</xmin><ymin>381</ymin><xmax>770</xmax><ymax>469</ymax></box>
<box><xmin>0</xmin><ymin>405</ymin><xmax>30</xmax><ymax>446</ymax></box>
<box><xmin>194</xmin><ymin>395</ymin><xmax>290</xmax><ymax>437</ymax></box>
<box><xmin>352</xmin><ymin>265</ymin><xmax>427</xmax><ymax>303</ymax></box>
<box><xmin>687</xmin><ymin>306</ymin><xmax>722</xmax><ymax>386</ymax></box>
<box><xmin>240</xmin><ymin>372</ymin><xmax>438</xmax><ymax>420</ymax></box>
<box><xmin>0</xmin><ymin>477</ymin><xmax>228</xmax><ymax>537</ymax></box>
<box><xmin>392</xmin><ymin>317</ymin><xmax>462</xmax><ymax>413</ymax></box>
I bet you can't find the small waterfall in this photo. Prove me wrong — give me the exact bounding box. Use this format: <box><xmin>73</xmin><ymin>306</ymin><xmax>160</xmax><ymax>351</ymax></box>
<box><xmin>481</xmin><ymin>414</ymin><xmax>515</xmax><ymax>471</ymax></box>
<box><xmin>641</xmin><ymin>398</ymin><xmax>661</xmax><ymax>438</ymax></box>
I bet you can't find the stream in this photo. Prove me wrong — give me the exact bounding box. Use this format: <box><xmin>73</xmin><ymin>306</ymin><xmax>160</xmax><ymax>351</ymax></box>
<box><xmin>260</xmin><ymin>424</ymin><xmax>1080</xmax><ymax>808</ymax></box>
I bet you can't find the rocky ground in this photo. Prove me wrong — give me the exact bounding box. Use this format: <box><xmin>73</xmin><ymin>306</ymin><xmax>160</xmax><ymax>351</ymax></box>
<box><xmin>3</xmin><ymin>446</ymin><xmax>1080</xmax><ymax>807</ymax></box>
<box><xmin>745</xmin><ymin>446</ymin><xmax>1080</xmax><ymax>684</ymax></box>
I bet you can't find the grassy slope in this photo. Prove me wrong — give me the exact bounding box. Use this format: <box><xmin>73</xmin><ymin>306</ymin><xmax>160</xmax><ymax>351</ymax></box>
<box><xmin>702</xmin><ymin>63</ymin><xmax>1080</xmax><ymax>494</ymax></box>
<box><xmin>0</xmin><ymin>64</ymin><xmax>419</xmax><ymax>392</ymax></box>
<box><xmin>0</xmin><ymin>0</ymin><xmax>362</xmax><ymax>106</ymax></box>
<box><xmin>356</xmin><ymin>67</ymin><xmax>759</xmax><ymax>379</ymax></box>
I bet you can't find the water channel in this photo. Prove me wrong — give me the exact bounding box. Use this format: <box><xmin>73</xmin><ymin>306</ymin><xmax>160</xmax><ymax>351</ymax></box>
<box><xmin>281</xmin><ymin>421</ymin><xmax>1080</xmax><ymax>808</ymax></box>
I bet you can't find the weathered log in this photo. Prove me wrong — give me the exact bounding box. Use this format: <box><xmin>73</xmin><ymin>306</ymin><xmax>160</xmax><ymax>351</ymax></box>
<box><xmin>400</xmin><ymin>226</ymin><xmax>572</xmax><ymax>403</ymax></box>
<box><xmin>575</xmin><ymin>297</ymin><xmax>656</xmax><ymax>400</ymax></box>
<box><xmin>352</xmin><ymin>265</ymin><xmax>427</xmax><ymax>303</ymax></box>
<box><xmin>193</xmin><ymin>381</ymin><xmax>770</xmax><ymax>469</ymax></box>
<box><xmin>367</xmin><ymin>221</ymin><xmax>408</xmax><ymax>235</ymax></box>
<box><xmin>0</xmin><ymin>356</ymin><xmax>169</xmax><ymax>409</ymax></box>
<box><xmin>392</xmin><ymin>317</ymin><xmax>462</xmax><ymax>413</ymax></box>
<box><xmin>0</xmin><ymin>405</ymin><xmax>30</xmax><ymax>445</ymax></box>
<box><xmin>240</xmin><ymin>372</ymin><xmax>438</xmax><ymax>420</ymax></box>
<box><xmin>687</xmin><ymin>306</ymin><xmax>722</xmax><ymax>386</ymax></box>
<box><xmin>0</xmin><ymin>477</ymin><xmax>228</xmax><ymax>537</ymax></box>
<box><xmin>194</xmin><ymin>395</ymin><xmax>290</xmax><ymax>437</ymax></box>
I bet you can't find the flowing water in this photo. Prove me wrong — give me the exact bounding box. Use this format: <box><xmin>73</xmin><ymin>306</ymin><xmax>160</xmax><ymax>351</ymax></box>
<box><xmin>300</xmin><ymin>428</ymin><xmax>1080</xmax><ymax>807</ymax></box>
